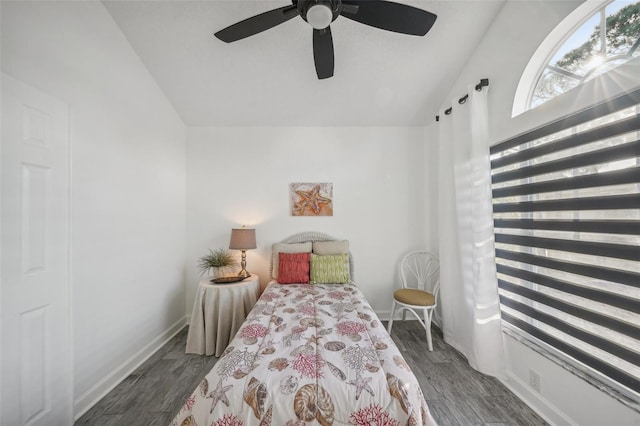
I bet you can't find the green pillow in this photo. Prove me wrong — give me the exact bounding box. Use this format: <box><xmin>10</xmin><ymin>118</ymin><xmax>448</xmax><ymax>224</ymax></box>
<box><xmin>310</xmin><ymin>253</ymin><xmax>350</xmax><ymax>284</ymax></box>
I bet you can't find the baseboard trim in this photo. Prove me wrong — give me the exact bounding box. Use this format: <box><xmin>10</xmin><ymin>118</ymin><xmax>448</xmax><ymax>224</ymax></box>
<box><xmin>73</xmin><ymin>315</ymin><xmax>188</xmax><ymax>420</ymax></box>
<box><xmin>376</xmin><ymin>310</ymin><xmax>442</xmax><ymax>331</ymax></box>
<box><xmin>499</xmin><ymin>371</ymin><xmax>577</xmax><ymax>426</ymax></box>
<box><xmin>376</xmin><ymin>310</ymin><xmax>423</xmax><ymax>321</ymax></box>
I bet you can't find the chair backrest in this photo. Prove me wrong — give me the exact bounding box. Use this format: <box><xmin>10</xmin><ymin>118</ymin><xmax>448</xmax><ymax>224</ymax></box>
<box><xmin>400</xmin><ymin>251</ymin><xmax>440</xmax><ymax>300</ymax></box>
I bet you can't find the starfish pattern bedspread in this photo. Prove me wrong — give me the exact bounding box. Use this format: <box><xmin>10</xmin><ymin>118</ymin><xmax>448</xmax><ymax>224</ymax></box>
<box><xmin>171</xmin><ymin>283</ymin><xmax>437</xmax><ymax>426</ymax></box>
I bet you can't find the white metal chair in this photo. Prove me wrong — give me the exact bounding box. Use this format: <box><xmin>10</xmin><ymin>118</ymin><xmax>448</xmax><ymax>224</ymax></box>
<box><xmin>387</xmin><ymin>251</ymin><xmax>440</xmax><ymax>351</ymax></box>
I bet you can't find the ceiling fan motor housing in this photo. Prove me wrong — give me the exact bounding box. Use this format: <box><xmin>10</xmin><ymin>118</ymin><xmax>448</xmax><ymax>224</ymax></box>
<box><xmin>298</xmin><ymin>0</ymin><xmax>342</xmax><ymax>29</ymax></box>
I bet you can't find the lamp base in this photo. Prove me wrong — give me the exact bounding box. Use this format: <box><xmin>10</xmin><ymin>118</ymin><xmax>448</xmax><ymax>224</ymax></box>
<box><xmin>237</xmin><ymin>250</ymin><xmax>250</xmax><ymax>278</ymax></box>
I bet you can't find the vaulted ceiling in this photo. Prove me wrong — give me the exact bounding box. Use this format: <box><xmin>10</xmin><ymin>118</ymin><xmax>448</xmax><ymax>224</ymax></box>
<box><xmin>103</xmin><ymin>0</ymin><xmax>506</xmax><ymax>126</ymax></box>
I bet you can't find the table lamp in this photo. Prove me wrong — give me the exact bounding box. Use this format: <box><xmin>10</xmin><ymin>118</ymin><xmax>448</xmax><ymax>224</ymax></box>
<box><xmin>229</xmin><ymin>227</ymin><xmax>257</xmax><ymax>278</ymax></box>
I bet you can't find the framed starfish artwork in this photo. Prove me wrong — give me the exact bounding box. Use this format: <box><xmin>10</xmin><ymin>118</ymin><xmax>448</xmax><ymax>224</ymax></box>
<box><xmin>289</xmin><ymin>182</ymin><xmax>333</xmax><ymax>216</ymax></box>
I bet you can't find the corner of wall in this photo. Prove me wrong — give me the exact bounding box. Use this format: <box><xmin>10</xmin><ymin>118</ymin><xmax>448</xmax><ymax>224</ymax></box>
<box><xmin>73</xmin><ymin>316</ymin><xmax>187</xmax><ymax>420</ymax></box>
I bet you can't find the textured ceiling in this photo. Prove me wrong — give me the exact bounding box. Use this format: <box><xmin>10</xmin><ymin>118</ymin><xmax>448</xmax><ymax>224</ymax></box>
<box><xmin>103</xmin><ymin>0</ymin><xmax>505</xmax><ymax>126</ymax></box>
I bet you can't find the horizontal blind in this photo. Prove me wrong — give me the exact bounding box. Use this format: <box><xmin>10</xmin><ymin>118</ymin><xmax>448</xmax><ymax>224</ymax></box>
<box><xmin>490</xmin><ymin>88</ymin><xmax>640</xmax><ymax>395</ymax></box>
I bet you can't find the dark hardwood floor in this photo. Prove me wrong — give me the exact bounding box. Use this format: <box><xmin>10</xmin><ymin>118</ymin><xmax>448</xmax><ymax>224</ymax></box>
<box><xmin>75</xmin><ymin>322</ymin><xmax>547</xmax><ymax>426</ymax></box>
<box><xmin>389</xmin><ymin>322</ymin><xmax>547</xmax><ymax>426</ymax></box>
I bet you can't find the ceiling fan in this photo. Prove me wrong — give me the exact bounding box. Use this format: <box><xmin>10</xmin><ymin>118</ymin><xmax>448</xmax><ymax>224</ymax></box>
<box><xmin>214</xmin><ymin>0</ymin><xmax>437</xmax><ymax>79</ymax></box>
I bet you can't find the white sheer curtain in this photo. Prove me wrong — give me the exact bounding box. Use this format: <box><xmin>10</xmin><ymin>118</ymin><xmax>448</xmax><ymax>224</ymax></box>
<box><xmin>436</xmin><ymin>84</ymin><xmax>506</xmax><ymax>378</ymax></box>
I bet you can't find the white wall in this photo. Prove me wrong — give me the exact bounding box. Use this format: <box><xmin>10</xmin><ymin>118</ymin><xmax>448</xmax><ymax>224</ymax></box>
<box><xmin>427</xmin><ymin>1</ymin><xmax>640</xmax><ymax>424</ymax></box>
<box><xmin>4</xmin><ymin>0</ymin><xmax>637</xmax><ymax>424</ymax></box>
<box><xmin>1</xmin><ymin>0</ymin><xmax>187</xmax><ymax>418</ymax></box>
<box><xmin>186</xmin><ymin>126</ymin><xmax>426</xmax><ymax>316</ymax></box>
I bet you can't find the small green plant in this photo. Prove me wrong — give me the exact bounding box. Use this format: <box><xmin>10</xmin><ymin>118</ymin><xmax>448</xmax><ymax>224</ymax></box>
<box><xmin>197</xmin><ymin>248</ymin><xmax>238</xmax><ymax>276</ymax></box>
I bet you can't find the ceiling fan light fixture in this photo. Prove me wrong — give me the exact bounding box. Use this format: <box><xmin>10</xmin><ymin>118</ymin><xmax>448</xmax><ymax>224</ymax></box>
<box><xmin>306</xmin><ymin>4</ymin><xmax>333</xmax><ymax>29</ymax></box>
<box><xmin>214</xmin><ymin>0</ymin><xmax>438</xmax><ymax>79</ymax></box>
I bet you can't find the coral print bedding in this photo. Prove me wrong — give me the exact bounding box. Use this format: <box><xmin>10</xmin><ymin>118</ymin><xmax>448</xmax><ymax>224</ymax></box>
<box><xmin>171</xmin><ymin>283</ymin><xmax>437</xmax><ymax>426</ymax></box>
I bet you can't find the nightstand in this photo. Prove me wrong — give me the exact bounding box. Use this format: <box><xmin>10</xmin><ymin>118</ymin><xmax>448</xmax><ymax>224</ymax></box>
<box><xmin>185</xmin><ymin>274</ymin><xmax>260</xmax><ymax>357</ymax></box>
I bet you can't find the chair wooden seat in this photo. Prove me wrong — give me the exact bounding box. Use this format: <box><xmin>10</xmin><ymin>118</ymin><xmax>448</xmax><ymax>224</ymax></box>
<box><xmin>387</xmin><ymin>251</ymin><xmax>440</xmax><ymax>351</ymax></box>
<box><xmin>393</xmin><ymin>289</ymin><xmax>435</xmax><ymax>306</ymax></box>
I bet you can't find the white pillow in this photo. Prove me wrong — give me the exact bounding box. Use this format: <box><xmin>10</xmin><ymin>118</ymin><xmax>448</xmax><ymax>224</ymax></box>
<box><xmin>312</xmin><ymin>240</ymin><xmax>349</xmax><ymax>255</ymax></box>
<box><xmin>272</xmin><ymin>242</ymin><xmax>312</xmax><ymax>278</ymax></box>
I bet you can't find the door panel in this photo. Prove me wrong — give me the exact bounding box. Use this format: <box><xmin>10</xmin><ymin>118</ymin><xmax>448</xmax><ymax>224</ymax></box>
<box><xmin>1</xmin><ymin>74</ymin><xmax>72</xmax><ymax>426</ymax></box>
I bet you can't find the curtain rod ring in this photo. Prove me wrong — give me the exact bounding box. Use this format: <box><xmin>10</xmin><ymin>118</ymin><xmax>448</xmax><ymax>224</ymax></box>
<box><xmin>475</xmin><ymin>78</ymin><xmax>489</xmax><ymax>91</ymax></box>
<box><xmin>435</xmin><ymin>78</ymin><xmax>489</xmax><ymax>121</ymax></box>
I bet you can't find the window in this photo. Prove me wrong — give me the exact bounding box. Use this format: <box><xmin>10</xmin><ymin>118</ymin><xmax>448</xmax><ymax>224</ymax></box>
<box><xmin>513</xmin><ymin>0</ymin><xmax>640</xmax><ymax>115</ymax></box>
<box><xmin>490</xmin><ymin>89</ymin><xmax>640</xmax><ymax>400</ymax></box>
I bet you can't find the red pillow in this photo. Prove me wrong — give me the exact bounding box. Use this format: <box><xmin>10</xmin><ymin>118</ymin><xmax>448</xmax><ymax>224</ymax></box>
<box><xmin>278</xmin><ymin>252</ymin><xmax>310</xmax><ymax>284</ymax></box>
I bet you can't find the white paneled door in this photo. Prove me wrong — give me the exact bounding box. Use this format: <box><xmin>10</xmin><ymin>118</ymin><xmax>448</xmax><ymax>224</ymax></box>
<box><xmin>1</xmin><ymin>74</ymin><xmax>72</xmax><ymax>425</ymax></box>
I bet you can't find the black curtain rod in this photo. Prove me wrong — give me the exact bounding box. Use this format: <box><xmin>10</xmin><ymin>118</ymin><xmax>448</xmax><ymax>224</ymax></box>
<box><xmin>435</xmin><ymin>78</ymin><xmax>489</xmax><ymax>122</ymax></box>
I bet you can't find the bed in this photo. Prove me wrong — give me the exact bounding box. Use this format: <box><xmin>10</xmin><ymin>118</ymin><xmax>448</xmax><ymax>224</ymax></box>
<box><xmin>171</xmin><ymin>232</ymin><xmax>437</xmax><ymax>426</ymax></box>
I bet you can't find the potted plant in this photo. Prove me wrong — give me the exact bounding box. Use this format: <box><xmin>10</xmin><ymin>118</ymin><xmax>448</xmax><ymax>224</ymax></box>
<box><xmin>197</xmin><ymin>248</ymin><xmax>239</xmax><ymax>278</ymax></box>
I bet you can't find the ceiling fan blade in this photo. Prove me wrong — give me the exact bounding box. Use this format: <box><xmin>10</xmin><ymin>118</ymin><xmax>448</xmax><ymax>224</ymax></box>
<box><xmin>341</xmin><ymin>1</ymin><xmax>437</xmax><ymax>36</ymax></box>
<box><xmin>215</xmin><ymin>6</ymin><xmax>299</xmax><ymax>43</ymax></box>
<box><xmin>313</xmin><ymin>27</ymin><xmax>334</xmax><ymax>79</ymax></box>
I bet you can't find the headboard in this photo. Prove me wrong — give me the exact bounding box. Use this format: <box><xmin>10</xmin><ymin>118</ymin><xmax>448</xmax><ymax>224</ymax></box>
<box><xmin>270</xmin><ymin>231</ymin><xmax>355</xmax><ymax>282</ymax></box>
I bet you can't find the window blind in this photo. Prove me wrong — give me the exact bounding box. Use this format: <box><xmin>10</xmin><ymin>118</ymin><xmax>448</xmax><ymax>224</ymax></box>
<box><xmin>490</xmin><ymin>88</ymin><xmax>640</xmax><ymax>396</ymax></box>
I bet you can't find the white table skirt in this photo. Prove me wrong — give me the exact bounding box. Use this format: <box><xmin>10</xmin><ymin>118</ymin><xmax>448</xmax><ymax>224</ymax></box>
<box><xmin>185</xmin><ymin>274</ymin><xmax>260</xmax><ymax>357</ymax></box>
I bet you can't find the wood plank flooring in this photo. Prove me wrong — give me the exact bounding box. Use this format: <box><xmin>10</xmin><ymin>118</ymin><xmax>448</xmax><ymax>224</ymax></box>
<box><xmin>389</xmin><ymin>322</ymin><xmax>547</xmax><ymax>426</ymax></box>
<box><xmin>75</xmin><ymin>322</ymin><xmax>547</xmax><ymax>426</ymax></box>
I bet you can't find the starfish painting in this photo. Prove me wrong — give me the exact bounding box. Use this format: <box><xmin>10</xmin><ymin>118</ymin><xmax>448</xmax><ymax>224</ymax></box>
<box><xmin>348</xmin><ymin>371</ymin><xmax>374</xmax><ymax>400</ymax></box>
<box><xmin>208</xmin><ymin>379</ymin><xmax>233</xmax><ymax>413</ymax></box>
<box><xmin>290</xmin><ymin>183</ymin><xmax>333</xmax><ymax>216</ymax></box>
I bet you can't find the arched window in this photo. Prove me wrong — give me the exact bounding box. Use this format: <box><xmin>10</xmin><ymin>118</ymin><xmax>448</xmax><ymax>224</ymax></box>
<box><xmin>513</xmin><ymin>0</ymin><xmax>640</xmax><ymax>116</ymax></box>
<box><xmin>496</xmin><ymin>1</ymin><xmax>640</xmax><ymax>402</ymax></box>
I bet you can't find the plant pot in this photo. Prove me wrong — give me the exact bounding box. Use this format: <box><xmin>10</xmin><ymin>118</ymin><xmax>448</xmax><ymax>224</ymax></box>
<box><xmin>211</xmin><ymin>267</ymin><xmax>227</xmax><ymax>279</ymax></box>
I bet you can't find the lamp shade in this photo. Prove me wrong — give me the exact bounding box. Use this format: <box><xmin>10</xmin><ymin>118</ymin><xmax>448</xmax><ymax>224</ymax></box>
<box><xmin>229</xmin><ymin>228</ymin><xmax>257</xmax><ymax>250</ymax></box>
